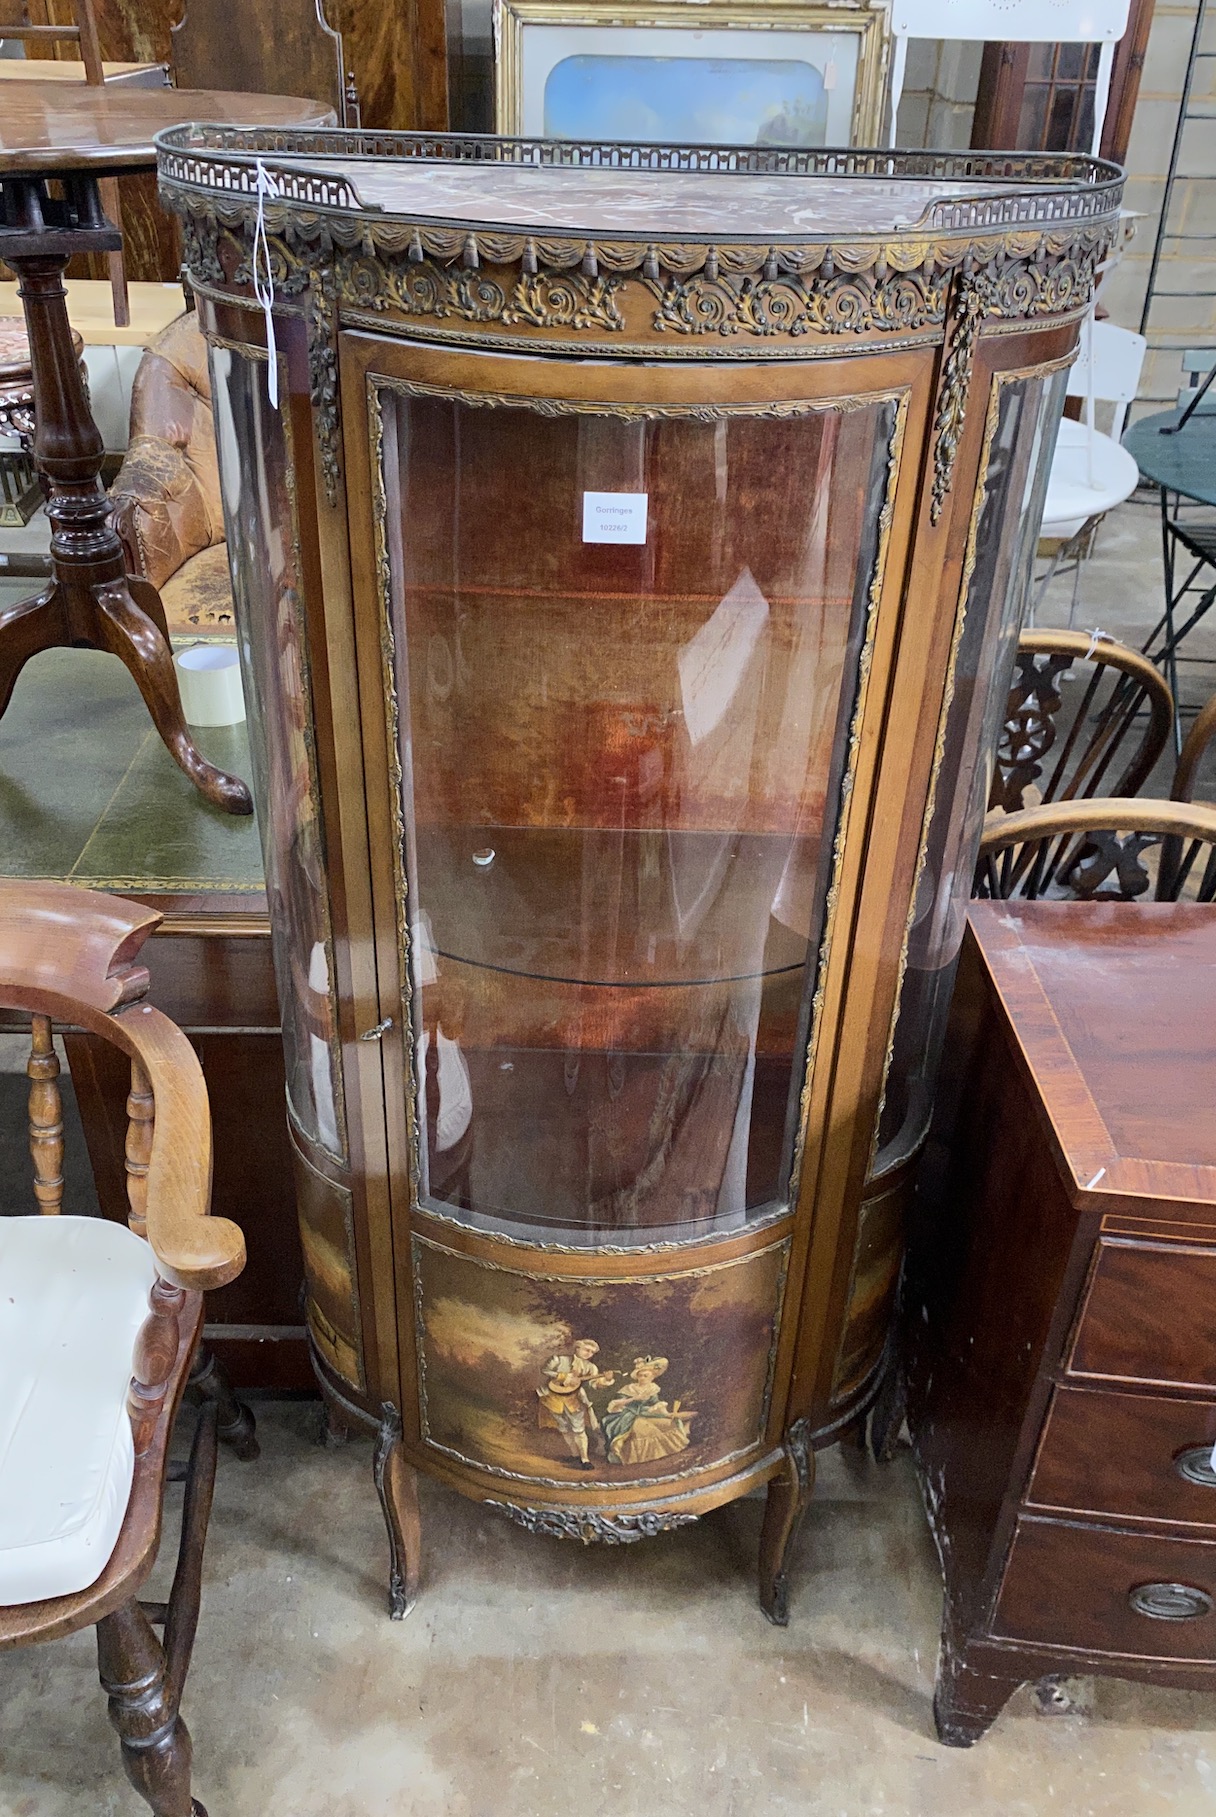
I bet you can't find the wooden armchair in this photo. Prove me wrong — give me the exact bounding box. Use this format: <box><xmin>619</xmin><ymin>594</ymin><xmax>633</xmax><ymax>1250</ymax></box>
<box><xmin>990</xmin><ymin>629</ymin><xmax>1174</xmax><ymax>814</ymax></box>
<box><xmin>975</xmin><ymin>797</ymin><xmax>1216</xmax><ymax>903</ymax></box>
<box><xmin>0</xmin><ymin>880</ymin><xmax>246</xmax><ymax>1817</ymax></box>
<box><xmin>1172</xmin><ymin>689</ymin><xmax>1216</xmax><ymax>806</ymax></box>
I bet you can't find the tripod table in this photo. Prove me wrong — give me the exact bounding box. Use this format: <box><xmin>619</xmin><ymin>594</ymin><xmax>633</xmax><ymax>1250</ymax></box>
<box><xmin>0</xmin><ymin>83</ymin><xmax>333</xmax><ymax>814</ymax></box>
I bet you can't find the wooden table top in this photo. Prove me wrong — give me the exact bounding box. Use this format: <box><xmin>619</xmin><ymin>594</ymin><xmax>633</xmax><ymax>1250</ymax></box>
<box><xmin>0</xmin><ymin>61</ymin><xmax>166</xmax><ymax>85</ymax></box>
<box><xmin>0</xmin><ymin>83</ymin><xmax>335</xmax><ymax>176</ymax></box>
<box><xmin>968</xmin><ymin>900</ymin><xmax>1216</xmax><ymax>1206</ymax></box>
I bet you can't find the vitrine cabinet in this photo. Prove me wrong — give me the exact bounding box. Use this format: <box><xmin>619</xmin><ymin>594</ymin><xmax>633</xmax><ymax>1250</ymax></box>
<box><xmin>158</xmin><ymin>129</ymin><xmax>1121</xmax><ymax>1619</ymax></box>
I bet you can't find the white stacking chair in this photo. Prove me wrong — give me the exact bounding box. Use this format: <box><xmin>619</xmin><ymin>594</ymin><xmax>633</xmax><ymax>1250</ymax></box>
<box><xmin>886</xmin><ymin>0</ymin><xmax>1131</xmax><ymax>154</ymax></box>
<box><xmin>1034</xmin><ymin>319</ymin><xmax>1145</xmax><ymax>624</ymax></box>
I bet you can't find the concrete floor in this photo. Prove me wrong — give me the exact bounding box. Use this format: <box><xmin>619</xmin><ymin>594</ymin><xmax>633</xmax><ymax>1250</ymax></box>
<box><xmin>6</xmin><ymin>497</ymin><xmax>1216</xmax><ymax>1815</ymax></box>
<box><xmin>5</xmin><ymin>1404</ymin><xmax>1216</xmax><ymax>1817</ymax></box>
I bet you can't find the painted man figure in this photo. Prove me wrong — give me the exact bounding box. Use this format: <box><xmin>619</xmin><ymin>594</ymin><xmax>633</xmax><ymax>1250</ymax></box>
<box><xmin>537</xmin><ymin>1338</ymin><xmax>615</xmax><ymax>1469</ymax></box>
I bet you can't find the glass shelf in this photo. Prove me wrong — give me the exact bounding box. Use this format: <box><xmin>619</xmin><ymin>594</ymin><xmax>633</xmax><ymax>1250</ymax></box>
<box><xmin>414</xmin><ymin>825</ymin><xmax>812</xmax><ymax>986</ymax></box>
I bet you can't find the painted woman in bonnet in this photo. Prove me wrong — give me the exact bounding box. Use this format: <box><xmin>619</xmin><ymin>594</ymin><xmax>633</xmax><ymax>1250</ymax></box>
<box><xmin>602</xmin><ymin>1356</ymin><xmax>695</xmax><ymax>1465</ymax></box>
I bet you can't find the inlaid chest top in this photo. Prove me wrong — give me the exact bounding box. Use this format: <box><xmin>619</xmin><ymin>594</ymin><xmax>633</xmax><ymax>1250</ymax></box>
<box><xmin>968</xmin><ymin>901</ymin><xmax>1216</xmax><ymax>1198</ymax></box>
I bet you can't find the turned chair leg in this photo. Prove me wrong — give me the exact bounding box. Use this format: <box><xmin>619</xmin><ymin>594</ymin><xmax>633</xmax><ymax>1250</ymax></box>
<box><xmin>187</xmin><ymin>1347</ymin><xmax>259</xmax><ymax>1461</ymax></box>
<box><xmin>97</xmin><ymin>1600</ymin><xmax>202</xmax><ymax>1817</ymax></box>
<box><xmin>373</xmin><ymin>1402</ymin><xmax>421</xmax><ymax>1619</ymax></box>
<box><xmin>758</xmin><ymin>1417</ymin><xmax>815</xmax><ymax>1626</ymax></box>
<box><xmin>95</xmin><ymin>1402</ymin><xmax>220</xmax><ymax>1814</ymax></box>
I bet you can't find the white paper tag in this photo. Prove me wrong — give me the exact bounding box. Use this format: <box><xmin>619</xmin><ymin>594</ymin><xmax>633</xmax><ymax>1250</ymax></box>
<box><xmin>582</xmin><ymin>491</ymin><xmax>648</xmax><ymax>545</ymax></box>
<box><xmin>252</xmin><ymin>160</ymin><xmax>280</xmax><ymax>411</ymax></box>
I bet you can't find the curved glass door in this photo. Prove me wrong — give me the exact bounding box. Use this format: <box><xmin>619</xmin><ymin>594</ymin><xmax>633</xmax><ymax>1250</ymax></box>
<box><xmin>211</xmin><ymin>344</ymin><xmax>345</xmax><ymax>1160</ymax></box>
<box><xmin>377</xmin><ymin>384</ymin><xmax>899</xmax><ymax>1246</ymax></box>
<box><xmin>873</xmin><ymin>367</ymin><xmax>1066</xmax><ymax>1178</ymax></box>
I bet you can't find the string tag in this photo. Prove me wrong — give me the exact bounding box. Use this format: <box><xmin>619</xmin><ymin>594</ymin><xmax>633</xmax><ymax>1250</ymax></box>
<box><xmin>1084</xmin><ymin>627</ymin><xmax>1114</xmax><ymax>662</ymax></box>
<box><xmin>252</xmin><ymin>161</ymin><xmax>280</xmax><ymax>410</ymax></box>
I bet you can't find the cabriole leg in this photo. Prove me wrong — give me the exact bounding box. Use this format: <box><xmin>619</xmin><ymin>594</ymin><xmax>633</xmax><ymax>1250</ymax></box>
<box><xmin>758</xmin><ymin>1417</ymin><xmax>814</xmax><ymax>1626</ymax></box>
<box><xmin>373</xmin><ymin>1402</ymin><xmax>421</xmax><ymax>1619</ymax></box>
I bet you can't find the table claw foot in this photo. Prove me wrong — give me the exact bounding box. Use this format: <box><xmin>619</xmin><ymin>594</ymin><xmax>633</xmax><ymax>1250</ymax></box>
<box><xmin>94</xmin><ymin>577</ymin><xmax>253</xmax><ymax>816</ymax></box>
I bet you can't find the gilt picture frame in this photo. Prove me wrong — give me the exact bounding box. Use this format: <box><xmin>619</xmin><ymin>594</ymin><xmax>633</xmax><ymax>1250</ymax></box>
<box><xmin>493</xmin><ymin>0</ymin><xmax>891</xmax><ymax>149</ymax></box>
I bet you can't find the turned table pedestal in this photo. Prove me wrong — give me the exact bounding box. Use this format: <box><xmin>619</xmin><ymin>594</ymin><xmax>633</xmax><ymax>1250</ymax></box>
<box><xmin>0</xmin><ymin>83</ymin><xmax>333</xmax><ymax>813</ymax></box>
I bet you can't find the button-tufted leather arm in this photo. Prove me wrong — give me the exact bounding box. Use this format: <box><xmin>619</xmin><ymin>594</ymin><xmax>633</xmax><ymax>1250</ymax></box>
<box><xmin>108</xmin><ymin>310</ymin><xmax>224</xmax><ymax>592</ymax></box>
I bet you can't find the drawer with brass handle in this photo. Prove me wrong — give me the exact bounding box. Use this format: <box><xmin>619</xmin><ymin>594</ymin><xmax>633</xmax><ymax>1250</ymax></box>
<box><xmin>1027</xmin><ymin>1386</ymin><xmax>1216</xmax><ymax>1529</ymax></box>
<box><xmin>994</xmin><ymin>1518</ymin><xmax>1216</xmax><ymax>1660</ymax></box>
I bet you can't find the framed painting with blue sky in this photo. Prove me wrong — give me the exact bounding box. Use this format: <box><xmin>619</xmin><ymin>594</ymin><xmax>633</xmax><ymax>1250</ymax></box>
<box><xmin>494</xmin><ymin>0</ymin><xmax>890</xmax><ymax>147</ymax></box>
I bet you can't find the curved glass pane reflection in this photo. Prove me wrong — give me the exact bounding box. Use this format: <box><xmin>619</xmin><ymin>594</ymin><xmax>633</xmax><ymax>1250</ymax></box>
<box><xmin>380</xmin><ymin>389</ymin><xmax>897</xmax><ymax>1245</ymax></box>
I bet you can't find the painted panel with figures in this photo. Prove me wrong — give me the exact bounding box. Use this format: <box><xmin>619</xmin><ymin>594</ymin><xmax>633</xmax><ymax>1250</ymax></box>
<box><xmin>414</xmin><ymin>1235</ymin><xmax>788</xmax><ymax>1487</ymax></box>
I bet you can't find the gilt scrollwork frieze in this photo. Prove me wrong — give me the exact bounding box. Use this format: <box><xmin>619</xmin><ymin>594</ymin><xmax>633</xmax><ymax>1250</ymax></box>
<box><xmin>175</xmin><ymin>187</ymin><xmax>1114</xmax><ymax>348</ymax></box>
<box><xmin>339</xmin><ymin>250</ymin><xmax>628</xmax><ymax>334</ymax></box>
<box><xmin>342</xmin><ymin>254</ymin><xmax>508</xmax><ymax>323</ymax></box>
<box><xmin>506</xmin><ymin>269</ymin><xmax>628</xmax><ymax>332</ymax></box>
<box><xmin>332</xmin><ymin>236</ymin><xmax>1105</xmax><ymax>351</ymax></box>
<box><xmin>175</xmin><ymin>193</ymin><xmax>1114</xmax><ymax>521</ymax></box>
<box><xmin>646</xmin><ymin>266</ymin><xmax>950</xmax><ymax>339</ymax></box>
<box><xmin>485</xmin><ymin>1500</ymin><xmax>701</xmax><ymax>1544</ymax></box>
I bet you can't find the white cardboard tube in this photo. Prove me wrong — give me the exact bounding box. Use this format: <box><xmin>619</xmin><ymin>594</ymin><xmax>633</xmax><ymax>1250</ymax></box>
<box><xmin>174</xmin><ymin>644</ymin><xmax>246</xmax><ymax>727</ymax></box>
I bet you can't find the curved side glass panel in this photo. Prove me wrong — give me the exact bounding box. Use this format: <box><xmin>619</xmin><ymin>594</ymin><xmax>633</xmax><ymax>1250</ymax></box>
<box><xmin>874</xmin><ymin>367</ymin><xmax>1067</xmax><ymax>1177</ymax></box>
<box><xmin>210</xmin><ymin>345</ymin><xmax>346</xmax><ymax>1159</ymax></box>
<box><xmin>378</xmin><ymin>385</ymin><xmax>898</xmax><ymax>1247</ymax></box>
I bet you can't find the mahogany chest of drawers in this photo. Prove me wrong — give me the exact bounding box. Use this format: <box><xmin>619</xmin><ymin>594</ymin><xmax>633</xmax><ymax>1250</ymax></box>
<box><xmin>908</xmin><ymin>901</ymin><xmax>1216</xmax><ymax>1744</ymax></box>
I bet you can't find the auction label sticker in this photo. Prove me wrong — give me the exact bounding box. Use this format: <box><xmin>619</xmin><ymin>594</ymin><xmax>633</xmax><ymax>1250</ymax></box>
<box><xmin>582</xmin><ymin>491</ymin><xmax>648</xmax><ymax>544</ymax></box>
